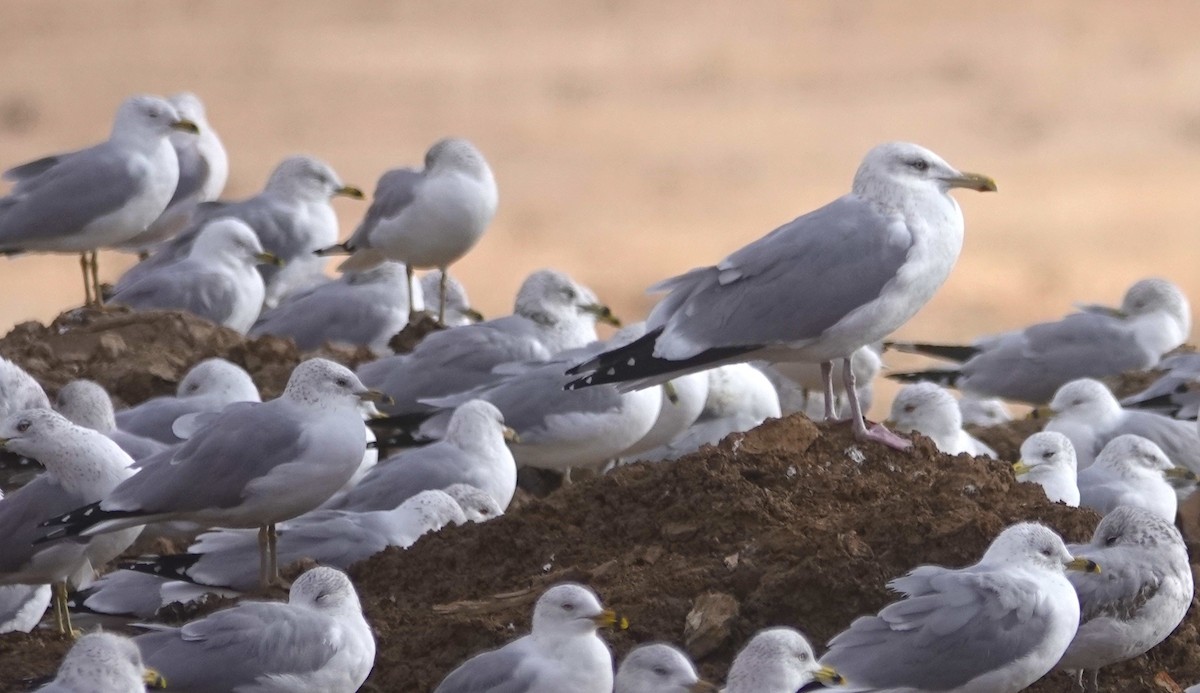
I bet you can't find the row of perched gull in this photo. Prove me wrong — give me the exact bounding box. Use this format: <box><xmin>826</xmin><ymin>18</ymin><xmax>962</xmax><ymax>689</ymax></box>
<box><xmin>1</xmin><ymin>92</ymin><xmax>1199</xmax><ymax>692</ymax></box>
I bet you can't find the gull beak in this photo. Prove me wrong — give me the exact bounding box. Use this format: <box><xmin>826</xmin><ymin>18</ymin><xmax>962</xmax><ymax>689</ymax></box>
<box><xmin>143</xmin><ymin>668</ymin><xmax>167</xmax><ymax>689</ymax></box>
<box><xmin>460</xmin><ymin>307</ymin><xmax>485</xmax><ymax>323</ymax></box>
<box><xmin>1066</xmin><ymin>556</ymin><xmax>1101</xmax><ymax>574</ymax></box>
<box><xmin>0</xmin><ymin>437</ymin><xmax>8</xmax><ymax>449</ymax></box>
<box><xmin>663</xmin><ymin>381</ymin><xmax>679</xmax><ymax>404</ymax></box>
<box><xmin>1164</xmin><ymin>467</ymin><xmax>1198</xmax><ymax>481</ymax></box>
<box><xmin>591</xmin><ymin>608</ymin><xmax>629</xmax><ymax>630</ymax></box>
<box><xmin>1011</xmin><ymin>460</ymin><xmax>1033</xmax><ymax>476</ymax></box>
<box><xmin>581</xmin><ymin>303</ymin><xmax>621</xmax><ymax>327</ymax></box>
<box><xmin>358</xmin><ymin>389</ymin><xmax>394</xmax><ymax>406</ymax></box>
<box><xmin>815</xmin><ymin>665</ymin><xmax>845</xmax><ymax>686</ymax></box>
<box><xmin>502</xmin><ymin>426</ymin><xmax>520</xmax><ymax>444</ymax></box>
<box><xmin>943</xmin><ymin>171</ymin><xmax>997</xmax><ymax>192</ymax></box>
<box><xmin>255</xmin><ymin>251</ymin><xmax>284</xmax><ymax>267</ymax></box>
<box><xmin>362</xmin><ymin>402</ymin><xmax>388</xmax><ymax>420</ymax></box>
<box><xmin>688</xmin><ymin>680</ymin><xmax>720</xmax><ymax>692</ymax></box>
<box><xmin>335</xmin><ymin>185</ymin><xmax>365</xmax><ymax>200</ymax></box>
<box><xmin>170</xmin><ymin>118</ymin><xmax>199</xmax><ymax>134</ymax></box>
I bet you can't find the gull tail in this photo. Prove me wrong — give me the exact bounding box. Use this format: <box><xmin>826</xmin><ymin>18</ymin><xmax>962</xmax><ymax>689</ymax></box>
<box><xmin>883</xmin><ymin>341</ymin><xmax>980</xmax><ymax>363</ymax></box>
<box><xmin>886</xmin><ymin>369</ymin><xmax>962</xmax><ymax>388</ymax></box>
<box><xmin>35</xmin><ymin>502</ymin><xmax>146</xmax><ymax>543</ymax></box>
<box><xmin>564</xmin><ymin>327</ymin><xmax>758</xmax><ymax>391</ymax></box>
<box><xmin>120</xmin><ymin>554</ymin><xmax>203</xmax><ymax>584</ymax></box>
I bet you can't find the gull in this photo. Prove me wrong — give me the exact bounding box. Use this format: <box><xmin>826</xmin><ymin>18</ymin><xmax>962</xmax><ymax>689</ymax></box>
<box><xmin>1043</xmin><ymin>378</ymin><xmax>1200</xmax><ymax>470</ymax></box>
<box><xmin>615</xmin><ymin>643</ymin><xmax>716</xmax><ymax>693</ymax></box>
<box><xmin>251</xmin><ymin>261</ymin><xmax>418</xmax><ymax>354</ymax></box>
<box><xmin>0</xmin><ymin>356</ymin><xmax>50</xmax><ymax>417</ymax></box>
<box><xmin>114</xmin><ymin>357</ymin><xmax>260</xmax><ymax>444</ymax></box>
<box><xmin>1121</xmin><ymin>352</ymin><xmax>1200</xmax><ymax>420</ymax></box>
<box><xmin>69</xmin><ymin>568</ymin><xmax>237</xmax><ymax>620</ymax></box>
<box><xmin>887</xmin><ymin>382</ymin><xmax>997</xmax><ymax>457</ymax></box>
<box><xmin>620</xmin><ymin>369</ymin><xmax>710</xmax><ymax>459</ymax></box>
<box><xmin>0</xmin><ymin>94</ymin><xmax>198</xmax><ymax>306</ymax></box>
<box><xmin>122</xmin><ymin>488</ymin><xmax>467</xmax><ymax>592</ymax></box>
<box><xmin>54</xmin><ymin>379</ymin><xmax>168</xmax><ymax>461</ymax></box>
<box><xmin>957</xmin><ymin>393</ymin><xmax>1013</xmax><ymax>427</ymax></box>
<box><xmin>119</xmin><ymin>154</ymin><xmax>364</xmax><ymax>307</ymax></box>
<box><xmin>1057</xmin><ymin>506</ymin><xmax>1194</xmax><ymax>692</ymax></box>
<box><xmin>0</xmin><ymin>409</ymin><xmax>138</xmax><ymax>634</ymax></box>
<box><xmin>819</xmin><ymin>522</ymin><xmax>1099</xmax><ymax>693</ymax></box>
<box><xmin>725</xmin><ymin>627</ymin><xmax>841</xmax><ymax>693</ymax></box>
<box><xmin>433</xmin><ymin>582</ymin><xmax>625</xmax><ymax>693</ymax></box>
<box><xmin>334</xmin><ymin>400</ymin><xmax>517</xmax><ymax>512</ymax></box>
<box><xmin>38</xmin><ymin>358</ymin><xmax>385</xmax><ymax>590</ymax></box>
<box><xmin>136</xmin><ymin>566</ymin><xmax>375</xmax><ymax>693</ymax></box>
<box><xmin>39</xmin><ymin>632</ymin><xmax>165</xmax><ymax>693</ymax></box>
<box><xmin>1011</xmin><ymin>432</ymin><xmax>1080</xmax><ymax>506</ymax></box>
<box><xmin>421</xmin><ymin>270</ymin><xmax>483</xmax><ymax>326</ymax></box>
<box><xmin>359</xmin><ymin>269</ymin><xmax>619</xmax><ymax>415</ymax></box>
<box><xmin>1076</xmin><ymin>435</ymin><xmax>1188</xmax><ymax>523</ymax></box>
<box><xmin>322</xmin><ymin>138</ymin><xmax>498</xmax><ymax>323</ymax></box>
<box><xmin>566</xmin><ymin>142</ymin><xmax>995</xmax><ymax>450</ymax></box>
<box><xmin>0</xmin><ymin>488</ymin><xmax>51</xmax><ymax>635</ymax></box>
<box><xmin>888</xmin><ymin>278</ymin><xmax>1191</xmax><ymax>404</ymax></box>
<box><xmin>117</xmin><ymin>91</ymin><xmax>229</xmax><ymax>254</ymax></box>
<box><xmin>110</xmin><ymin>218</ymin><xmax>281</xmax><ymax>333</ymax></box>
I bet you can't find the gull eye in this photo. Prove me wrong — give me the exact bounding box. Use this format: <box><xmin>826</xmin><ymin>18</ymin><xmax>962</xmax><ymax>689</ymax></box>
<box><xmin>797</xmin><ymin>651</ymin><xmax>809</xmax><ymax>662</ymax></box>
<box><xmin>561</xmin><ymin>602</ymin><xmax>575</xmax><ymax>612</ymax></box>
<box><xmin>1040</xmin><ymin>548</ymin><xmax>1053</xmax><ymax>557</ymax></box>
<box><xmin>909</xmin><ymin>159</ymin><xmax>929</xmax><ymax>172</ymax></box>
<box><xmin>652</xmin><ymin>666</ymin><xmax>668</xmax><ymax>677</ymax></box>
<box><xmin>1105</xmin><ymin>535</ymin><xmax>1119</xmax><ymax>547</ymax></box>
<box><xmin>1042</xmin><ymin>451</ymin><xmax>1054</xmax><ymax>460</ymax></box>
<box><xmin>903</xmin><ymin>404</ymin><xmax>916</xmax><ymax>413</ymax></box>
<box><xmin>562</xmin><ymin>288</ymin><xmax>578</xmax><ymax>301</ymax></box>
<box><xmin>16</xmin><ymin>420</ymin><xmax>30</xmax><ymax>433</ymax></box>
<box><xmin>335</xmin><ymin>377</ymin><xmax>350</xmax><ymax>388</ymax></box>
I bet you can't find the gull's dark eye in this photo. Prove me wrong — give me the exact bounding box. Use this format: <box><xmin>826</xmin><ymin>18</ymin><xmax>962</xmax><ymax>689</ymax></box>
<box><xmin>1040</xmin><ymin>548</ymin><xmax>1053</xmax><ymax>557</ymax></box>
<box><xmin>797</xmin><ymin>651</ymin><xmax>809</xmax><ymax>662</ymax></box>
<box><xmin>335</xmin><ymin>377</ymin><xmax>350</xmax><ymax>388</ymax></box>
<box><xmin>561</xmin><ymin>602</ymin><xmax>575</xmax><ymax>611</ymax></box>
<box><xmin>1105</xmin><ymin>535</ymin><xmax>1119</xmax><ymax>546</ymax></box>
<box><xmin>652</xmin><ymin>666</ymin><xmax>668</xmax><ymax>677</ymax></box>
<box><xmin>562</xmin><ymin>288</ymin><xmax>578</xmax><ymax>302</ymax></box>
<box><xmin>909</xmin><ymin>159</ymin><xmax>929</xmax><ymax>172</ymax></box>
<box><xmin>1042</xmin><ymin>451</ymin><xmax>1054</xmax><ymax>460</ymax></box>
<box><xmin>903</xmin><ymin>404</ymin><xmax>916</xmax><ymax>413</ymax></box>
<box><xmin>16</xmin><ymin>420</ymin><xmax>30</xmax><ymax>433</ymax></box>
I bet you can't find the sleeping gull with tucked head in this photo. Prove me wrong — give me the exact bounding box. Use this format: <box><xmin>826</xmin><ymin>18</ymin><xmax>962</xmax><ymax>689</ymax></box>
<box><xmin>565</xmin><ymin>141</ymin><xmax>995</xmax><ymax>450</ymax></box>
<box><xmin>887</xmin><ymin>382</ymin><xmax>996</xmax><ymax>457</ymax></box>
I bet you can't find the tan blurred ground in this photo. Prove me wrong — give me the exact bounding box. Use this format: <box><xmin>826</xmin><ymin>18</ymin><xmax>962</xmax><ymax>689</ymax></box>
<box><xmin>2</xmin><ymin>1</ymin><xmax>1198</xmax><ymax>415</ymax></box>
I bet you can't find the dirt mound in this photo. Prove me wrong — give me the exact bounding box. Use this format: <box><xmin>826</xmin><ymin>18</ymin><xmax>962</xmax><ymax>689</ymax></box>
<box><xmin>0</xmin><ymin>308</ymin><xmax>1195</xmax><ymax>692</ymax></box>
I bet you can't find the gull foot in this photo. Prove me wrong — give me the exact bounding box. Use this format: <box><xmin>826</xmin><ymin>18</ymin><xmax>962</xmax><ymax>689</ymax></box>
<box><xmin>854</xmin><ymin>422</ymin><xmax>912</xmax><ymax>451</ymax></box>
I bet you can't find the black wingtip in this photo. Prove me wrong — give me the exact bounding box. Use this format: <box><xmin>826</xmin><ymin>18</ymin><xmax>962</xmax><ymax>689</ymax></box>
<box><xmin>35</xmin><ymin>502</ymin><xmax>144</xmax><ymax>542</ymax></box>
<box><xmin>886</xmin><ymin>369</ymin><xmax>962</xmax><ymax>387</ymax></box>
<box><xmin>119</xmin><ymin>553</ymin><xmax>202</xmax><ymax>581</ymax></box>
<box><xmin>313</xmin><ymin>242</ymin><xmax>351</xmax><ymax>257</ymax></box>
<box><xmin>565</xmin><ymin>327</ymin><xmax>759</xmax><ymax>391</ymax></box>
<box><xmin>884</xmin><ymin>342</ymin><xmax>980</xmax><ymax>363</ymax></box>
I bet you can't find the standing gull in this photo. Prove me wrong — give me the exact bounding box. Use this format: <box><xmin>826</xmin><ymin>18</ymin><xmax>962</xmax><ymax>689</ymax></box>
<box><xmin>1057</xmin><ymin>505</ymin><xmax>1193</xmax><ymax>692</ymax></box>
<box><xmin>39</xmin><ymin>632</ymin><xmax>165</xmax><ymax>693</ymax></box>
<box><xmin>136</xmin><ymin>566</ymin><xmax>374</xmax><ymax>693</ymax></box>
<box><xmin>433</xmin><ymin>582</ymin><xmax>625</xmax><ymax>693</ymax></box>
<box><xmin>724</xmin><ymin>627</ymin><xmax>841</xmax><ymax>693</ymax></box>
<box><xmin>322</xmin><ymin>138</ymin><xmax>498</xmax><ymax>323</ymax></box>
<box><xmin>1012</xmin><ymin>431</ymin><xmax>1080</xmax><ymax>506</ymax></box>
<box><xmin>819</xmin><ymin>522</ymin><xmax>1100</xmax><ymax>692</ymax></box>
<box><xmin>39</xmin><ymin>359</ymin><xmax>384</xmax><ymax>590</ymax></box>
<box><xmin>615</xmin><ymin>643</ymin><xmax>716</xmax><ymax>693</ymax></box>
<box><xmin>566</xmin><ymin>142</ymin><xmax>995</xmax><ymax>450</ymax></box>
<box><xmin>0</xmin><ymin>94</ymin><xmax>197</xmax><ymax>305</ymax></box>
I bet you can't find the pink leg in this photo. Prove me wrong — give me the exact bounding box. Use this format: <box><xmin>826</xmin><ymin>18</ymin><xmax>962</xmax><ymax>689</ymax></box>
<box><xmin>820</xmin><ymin>361</ymin><xmax>837</xmax><ymax>422</ymax></box>
<box><xmin>843</xmin><ymin>357</ymin><xmax>911</xmax><ymax>450</ymax></box>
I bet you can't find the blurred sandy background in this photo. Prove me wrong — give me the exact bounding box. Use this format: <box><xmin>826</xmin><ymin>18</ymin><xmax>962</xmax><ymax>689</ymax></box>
<box><xmin>2</xmin><ymin>1</ymin><xmax>1198</xmax><ymax>414</ymax></box>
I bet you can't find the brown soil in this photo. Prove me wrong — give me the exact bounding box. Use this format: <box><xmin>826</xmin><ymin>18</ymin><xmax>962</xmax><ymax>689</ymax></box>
<box><xmin>0</xmin><ymin>309</ymin><xmax>1197</xmax><ymax>692</ymax></box>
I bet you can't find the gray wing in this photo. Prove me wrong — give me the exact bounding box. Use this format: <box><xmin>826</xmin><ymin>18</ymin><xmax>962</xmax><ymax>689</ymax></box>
<box><xmin>336</xmin><ymin>444</ymin><xmax>471</xmax><ymax>512</ymax></box>
<box><xmin>434</xmin><ymin>642</ymin><xmax>538</xmax><ymax>693</ymax></box>
<box><xmin>116</xmin><ymin>396</ymin><xmax>208</xmax><ymax>444</ymax></box>
<box><xmin>168</xmin><ymin>143</ymin><xmax>210</xmax><ymax>206</ymax></box>
<box><xmin>348</xmin><ymin>168</ymin><xmax>423</xmax><ymax>248</ymax></box>
<box><xmin>110</xmin><ymin>429</ymin><xmax>170</xmax><ymax>461</ymax></box>
<box><xmin>250</xmin><ymin>280</ymin><xmax>402</xmax><ymax>351</ymax></box>
<box><xmin>1117</xmin><ymin>412</ymin><xmax>1200</xmax><ymax>472</ymax></box>
<box><xmin>3</xmin><ymin>151</ymin><xmax>76</xmax><ymax>182</ymax></box>
<box><xmin>0</xmin><ymin>475</ymin><xmax>90</xmax><ymax>574</ymax></box>
<box><xmin>466</xmin><ymin>365</ymin><xmax>625</xmax><ymax>443</ymax></box>
<box><xmin>0</xmin><ymin>143</ymin><xmax>144</xmax><ymax>247</ymax></box>
<box><xmin>1067</xmin><ymin>545</ymin><xmax>1165</xmax><ymax>624</ymax></box>
<box><xmin>137</xmin><ymin>602</ymin><xmax>342</xmax><ymax>691</ymax></box>
<box><xmin>821</xmin><ymin>566</ymin><xmax>1049</xmax><ymax>690</ymax></box>
<box><xmin>77</xmin><ymin>570</ymin><xmax>169</xmax><ymax>619</ymax></box>
<box><xmin>109</xmin><ymin>261</ymin><xmax>239</xmax><ymax>326</ymax></box>
<box><xmin>646</xmin><ymin>195</ymin><xmax>912</xmax><ymax>355</ymax></box>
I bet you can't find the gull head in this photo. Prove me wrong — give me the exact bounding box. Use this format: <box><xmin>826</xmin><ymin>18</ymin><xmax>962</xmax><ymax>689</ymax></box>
<box><xmin>289</xmin><ymin>566</ymin><xmax>363</xmax><ymax>614</ymax></box>
<box><xmin>190</xmin><ymin>218</ymin><xmax>279</xmax><ymax>268</ymax></box>
<box><xmin>0</xmin><ymin>408</ymin><xmax>77</xmax><ymax>456</ymax></box>
<box><xmin>1013</xmin><ymin>431</ymin><xmax>1077</xmax><ymax>479</ymax></box>
<box><xmin>1121</xmin><ymin>277</ymin><xmax>1191</xmax><ymax>336</ymax></box>
<box><xmin>888</xmin><ymin>382</ymin><xmax>962</xmax><ymax>441</ymax></box>
<box><xmin>1086</xmin><ymin>505</ymin><xmax>1184</xmax><ymax>553</ymax></box>
<box><xmin>728</xmin><ymin>627</ymin><xmax>840</xmax><ymax>691</ymax></box>
<box><xmin>425</xmin><ymin>137</ymin><xmax>493</xmax><ymax>180</ymax></box>
<box><xmin>176</xmin><ymin>358</ymin><xmax>259</xmax><ymax>402</ymax></box>
<box><xmin>284</xmin><ymin>358</ymin><xmax>385</xmax><ymax>409</ymax></box>
<box><xmin>1094</xmin><ymin>434</ymin><xmax>1176</xmax><ymax>476</ymax></box>
<box><xmin>168</xmin><ymin>92</ymin><xmax>209</xmax><ymax>127</ymax></box>
<box><xmin>616</xmin><ymin>643</ymin><xmax>714</xmax><ymax>693</ymax></box>
<box><xmin>1048</xmin><ymin>378</ymin><xmax>1121</xmax><ymax>421</ymax></box>
<box><xmin>852</xmin><ymin>142</ymin><xmax>996</xmax><ymax>201</ymax></box>
<box><xmin>396</xmin><ymin>489</ymin><xmax>468</xmax><ymax>533</ymax></box>
<box><xmin>53</xmin><ymin>632</ymin><xmax>164</xmax><ymax>692</ymax></box>
<box><xmin>981</xmin><ymin>522</ymin><xmax>1097</xmax><ymax>574</ymax></box>
<box><xmin>266</xmin><ymin>155</ymin><xmax>364</xmax><ymax>201</ymax></box>
<box><xmin>515</xmin><ymin>269</ymin><xmax>619</xmax><ymax>328</ymax></box>
<box><xmin>531</xmin><ymin>583</ymin><xmax>625</xmax><ymax>638</ymax></box>
<box><xmin>445</xmin><ymin>399</ymin><xmax>511</xmax><ymax>446</ymax></box>
<box><xmin>442</xmin><ymin>483</ymin><xmax>504</xmax><ymax>522</ymax></box>
<box><xmin>958</xmin><ymin>394</ymin><xmax>1012</xmax><ymax>427</ymax></box>
<box><xmin>55</xmin><ymin>379</ymin><xmax>117</xmax><ymax>434</ymax></box>
<box><xmin>113</xmin><ymin>94</ymin><xmax>197</xmax><ymax>141</ymax></box>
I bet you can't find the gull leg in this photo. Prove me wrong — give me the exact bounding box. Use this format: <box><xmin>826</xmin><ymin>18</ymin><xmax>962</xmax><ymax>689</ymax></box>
<box><xmin>844</xmin><ymin>356</ymin><xmax>911</xmax><ymax>450</ymax></box>
<box><xmin>438</xmin><ymin>266</ymin><xmax>448</xmax><ymax>325</ymax></box>
<box><xmin>53</xmin><ymin>581</ymin><xmax>76</xmax><ymax>637</ymax></box>
<box><xmin>406</xmin><ymin>264</ymin><xmax>416</xmax><ymax>316</ymax></box>
<box><xmin>267</xmin><ymin>523</ymin><xmax>290</xmax><ymax>588</ymax></box>
<box><xmin>89</xmin><ymin>251</ymin><xmax>105</xmax><ymax>308</ymax></box>
<box><xmin>258</xmin><ymin>525</ymin><xmax>270</xmax><ymax>591</ymax></box>
<box><xmin>820</xmin><ymin>361</ymin><xmax>837</xmax><ymax>422</ymax></box>
<box><xmin>79</xmin><ymin>253</ymin><xmax>93</xmax><ymax>307</ymax></box>
<box><xmin>1086</xmin><ymin>669</ymin><xmax>1099</xmax><ymax>693</ymax></box>
<box><xmin>51</xmin><ymin>581</ymin><xmax>64</xmax><ymax>633</ymax></box>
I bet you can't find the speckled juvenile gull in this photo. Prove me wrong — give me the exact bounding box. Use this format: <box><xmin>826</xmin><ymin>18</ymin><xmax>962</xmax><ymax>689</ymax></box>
<box><xmin>39</xmin><ymin>632</ymin><xmax>164</xmax><ymax>693</ymax></box>
<box><xmin>359</xmin><ymin>269</ymin><xmax>618</xmax><ymax>415</ymax></box>
<box><xmin>326</xmin><ymin>138</ymin><xmax>498</xmax><ymax>322</ymax></box>
<box><xmin>1057</xmin><ymin>506</ymin><xmax>1193</xmax><ymax>692</ymax></box>
<box><xmin>118</xmin><ymin>92</ymin><xmax>229</xmax><ymax>253</ymax></box>
<box><xmin>762</xmin><ymin>345</ymin><xmax>882</xmax><ymax>420</ymax></box>
<box><xmin>39</xmin><ymin>359</ymin><xmax>382</xmax><ymax>590</ymax></box>
<box><xmin>1012</xmin><ymin>431</ymin><xmax>1079</xmax><ymax>506</ymax></box>
<box><xmin>888</xmin><ymin>278</ymin><xmax>1191</xmax><ymax>404</ymax></box>
<box><xmin>0</xmin><ymin>94</ymin><xmax>197</xmax><ymax>305</ymax></box>
<box><xmin>0</xmin><ymin>409</ymin><xmax>138</xmax><ymax>633</ymax></box>
<box><xmin>725</xmin><ymin>627</ymin><xmax>840</xmax><ymax>693</ymax></box>
<box><xmin>251</xmin><ymin>261</ymin><xmax>419</xmax><ymax>354</ymax></box>
<box><xmin>888</xmin><ymin>382</ymin><xmax>996</xmax><ymax>457</ymax></box>
<box><xmin>335</xmin><ymin>400</ymin><xmax>517</xmax><ymax>512</ymax></box>
<box><xmin>567</xmin><ymin>142</ymin><xmax>996</xmax><ymax>450</ymax></box>
<box><xmin>615</xmin><ymin>643</ymin><xmax>716</xmax><ymax>693</ymax></box>
<box><xmin>1076</xmin><ymin>435</ymin><xmax>1188</xmax><ymax>523</ymax></box>
<box><xmin>635</xmin><ymin>363</ymin><xmax>780</xmax><ymax>463</ymax></box>
<box><xmin>111</xmin><ymin>218</ymin><xmax>279</xmax><ymax>333</ymax></box>
<box><xmin>433</xmin><ymin>582</ymin><xmax>623</xmax><ymax>693</ymax></box>
<box><xmin>420</xmin><ymin>269</ymin><xmax>483</xmax><ymax>326</ymax></box>
<box><xmin>123</xmin><ymin>488</ymin><xmax>467</xmax><ymax>592</ymax></box>
<box><xmin>820</xmin><ymin>522</ymin><xmax>1099</xmax><ymax>693</ymax></box>
<box><xmin>136</xmin><ymin>566</ymin><xmax>374</xmax><ymax>693</ymax></box>
<box><xmin>115</xmin><ymin>357</ymin><xmax>260</xmax><ymax>445</ymax></box>
<box><xmin>957</xmin><ymin>393</ymin><xmax>1013</xmax><ymax>427</ymax></box>
<box><xmin>1044</xmin><ymin>378</ymin><xmax>1200</xmax><ymax>471</ymax></box>
<box><xmin>55</xmin><ymin>379</ymin><xmax>168</xmax><ymax>461</ymax></box>
<box><xmin>119</xmin><ymin>154</ymin><xmax>364</xmax><ymax>307</ymax></box>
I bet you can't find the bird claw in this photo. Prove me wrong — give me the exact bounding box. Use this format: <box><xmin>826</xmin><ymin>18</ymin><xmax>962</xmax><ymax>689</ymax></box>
<box><xmin>855</xmin><ymin>422</ymin><xmax>912</xmax><ymax>451</ymax></box>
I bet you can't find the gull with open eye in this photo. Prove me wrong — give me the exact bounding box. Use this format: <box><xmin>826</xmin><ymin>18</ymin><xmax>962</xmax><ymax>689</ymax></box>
<box><xmin>725</xmin><ymin>627</ymin><xmax>841</xmax><ymax>693</ymax></box>
<box><xmin>887</xmin><ymin>382</ymin><xmax>996</xmax><ymax>457</ymax></box>
<box><xmin>616</xmin><ymin>642</ymin><xmax>716</xmax><ymax>693</ymax></box>
<box><xmin>1012</xmin><ymin>431</ymin><xmax>1079</xmax><ymax>506</ymax></box>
